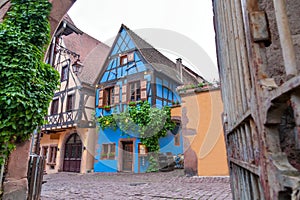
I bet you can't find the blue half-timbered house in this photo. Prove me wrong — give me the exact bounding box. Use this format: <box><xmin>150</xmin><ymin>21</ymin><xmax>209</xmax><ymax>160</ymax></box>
<box><xmin>94</xmin><ymin>24</ymin><xmax>204</xmax><ymax>173</ymax></box>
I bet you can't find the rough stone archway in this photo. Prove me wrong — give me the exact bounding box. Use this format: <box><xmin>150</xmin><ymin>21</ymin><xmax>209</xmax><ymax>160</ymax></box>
<box><xmin>0</xmin><ymin>1</ymin><xmax>74</xmax><ymax>199</ymax></box>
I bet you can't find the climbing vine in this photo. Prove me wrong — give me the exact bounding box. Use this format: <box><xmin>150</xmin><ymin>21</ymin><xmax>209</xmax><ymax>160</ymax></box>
<box><xmin>0</xmin><ymin>0</ymin><xmax>60</xmax><ymax>164</ymax></box>
<box><xmin>98</xmin><ymin>101</ymin><xmax>175</xmax><ymax>172</ymax></box>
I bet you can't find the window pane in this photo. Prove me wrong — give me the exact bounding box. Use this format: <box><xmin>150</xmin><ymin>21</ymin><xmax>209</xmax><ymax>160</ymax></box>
<box><xmin>51</xmin><ymin>99</ymin><xmax>59</xmax><ymax>115</ymax></box>
<box><xmin>61</xmin><ymin>65</ymin><xmax>68</xmax><ymax>82</ymax></box>
<box><xmin>110</xmin><ymin>144</ymin><xmax>116</xmax><ymax>154</ymax></box>
<box><xmin>163</xmin><ymin>87</ymin><xmax>168</xmax><ymax>99</ymax></box>
<box><xmin>103</xmin><ymin>144</ymin><xmax>108</xmax><ymax>154</ymax></box>
<box><xmin>156</xmin><ymin>84</ymin><xmax>162</xmax><ymax>98</ymax></box>
<box><xmin>66</xmin><ymin>95</ymin><xmax>74</xmax><ymax>111</ymax></box>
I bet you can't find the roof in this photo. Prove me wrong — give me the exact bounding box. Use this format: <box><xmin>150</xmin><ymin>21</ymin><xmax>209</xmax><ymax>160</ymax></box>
<box><xmin>122</xmin><ymin>24</ymin><xmax>205</xmax><ymax>84</ymax></box>
<box><xmin>62</xmin><ymin>15</ymin><xmax>110</xmax><ymax>85</ymax></box>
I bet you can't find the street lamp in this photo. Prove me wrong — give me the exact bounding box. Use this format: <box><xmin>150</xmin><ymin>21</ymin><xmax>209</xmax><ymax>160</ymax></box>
<box><xmin>72</xmin><ymin>57</ymin><xmax>83</xmax><ymax>76</ymax></box>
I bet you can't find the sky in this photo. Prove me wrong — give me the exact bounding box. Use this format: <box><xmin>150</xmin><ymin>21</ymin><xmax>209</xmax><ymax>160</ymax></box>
<box><xmin>68</xmin><ymin>0</ymin><xmax>219</xmax><ymax>81</ymax></box>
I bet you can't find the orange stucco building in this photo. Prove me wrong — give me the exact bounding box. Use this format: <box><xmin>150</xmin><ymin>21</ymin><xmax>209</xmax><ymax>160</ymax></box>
<box><xmin>174</xmin><ymin>88</ymin><xmax>228</xmax><ymax>176</ymax></box>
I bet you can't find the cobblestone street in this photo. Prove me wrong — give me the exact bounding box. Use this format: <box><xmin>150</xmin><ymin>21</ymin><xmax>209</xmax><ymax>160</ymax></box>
<box><xmin>41</xmin><ymin>170</ymin><xmax>232</xmax><ymax>200</ymax></box>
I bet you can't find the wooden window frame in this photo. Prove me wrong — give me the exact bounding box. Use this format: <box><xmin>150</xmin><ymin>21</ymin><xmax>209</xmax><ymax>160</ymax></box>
<box><xmin>48</xmin><ymin>145</ymin><xmax>58</xmax><ymax>165</ymax></box>
<box><xmin>128</xmin><ymin>81</ymin><xmax>141</xmax><ymax>102</ymax></box>
<box><xmin>138</xmin><ymin>143</ymin><xmax>148</xmax><ymax>156</ymax></box>
<box><xmin>120</xmin><ymin>55</ymin><xmax>128</xmax><ymax>66</ymax></box>
<box><xmin>104</xmin><ymin>87</ymin><xmax>115</xmax><ymax>106</ymax></box>
<box><xmin>101</xmin><ymin>143</ymin><xmax>116</xmax><ymax>160</ymax></box>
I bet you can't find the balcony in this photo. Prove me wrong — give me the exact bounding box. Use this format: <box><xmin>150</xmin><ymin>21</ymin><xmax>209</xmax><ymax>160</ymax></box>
<box><xmin>42</xmin><ymin>109</ymin><xmax>79</xmax><ymax>130</ymax></box>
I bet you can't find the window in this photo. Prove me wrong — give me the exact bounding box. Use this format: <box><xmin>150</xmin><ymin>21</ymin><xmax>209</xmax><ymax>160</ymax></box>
<box><xmin>48</xmin><ymin>145</ymin><xmax>58</xmax><ymax>164</ymax></box>
<box><xmin>129</xmin><ymin>81</ymin><xmax>141</xmax><ymax>102</ymax></box>
<box><xmin>138</xmin><ymin>143</ymin><xmax>148</xmax><ymax>155</ymax></box>
<box><xmin>66</xmin><ymin>94</ymin><xmax>74</xmax><ymax>111</ymax></box>
<box><xmin>120</xmin><ymin>55</ymin><xmax>128</xmax><ymax>65</ymax></box>
<box><xmin>101</xmin><ymin>143</ymin><xmax>116</xmax><ymax>160</ymax></box>
<box><xmin>61</xmin><ymin>65</ymin><xmax>69</xmax><ymax>82</ymax></box>
<box><xmin>104</xmin><ymin>87</ymin><xmax>114</xmax><ymax>105</ymax></box>
<box><xmin>50</xmin><ymin>99</ymin><xmax>59</xmax><ymax>115</ymax></box>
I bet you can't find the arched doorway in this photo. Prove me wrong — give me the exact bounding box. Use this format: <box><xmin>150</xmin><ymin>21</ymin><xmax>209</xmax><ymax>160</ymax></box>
<box><xmin>63</xmin><ymin>133</ymin><xmax>82</xmax><ymax>173</ymax></box>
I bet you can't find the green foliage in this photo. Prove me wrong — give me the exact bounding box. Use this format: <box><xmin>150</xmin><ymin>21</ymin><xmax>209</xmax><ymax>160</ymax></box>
<box><xmin>0</xmin><ymin>0</ymin><xmax>60</xmax><ymax>164</ymax></box>
<box><xmin>98</xmin><ymin>101</ymin><xmax>175</xmax><ymax>171</ymax></box>
<box><xmin>98</xmin><ymin>114</ymin><xmax>117</xmax><ymax>130</ymax></box>
<box><xmin>146</xmin><ymin>153</ymin><xmax>159</xmax><ymax>172</ymax></box>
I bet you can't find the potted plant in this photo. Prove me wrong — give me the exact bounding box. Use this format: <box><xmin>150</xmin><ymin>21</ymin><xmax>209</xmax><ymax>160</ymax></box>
<box><xmin>128</xmin><ymin>101</ymin><xmax>137</xmax><ymax>107</ymax></box>
<box><xmin>103</xmin><ymin>105</ymin><xmax>111</xmax><ymax>111</ymax></box>
<box><xmin>108</xmin><ymin>152</ymin><xmax>115</xmax><ymax>159</ymax></box>
<box><xmin>101</xmin><ymin>153</ymin><xmax>107</xmax><ymax>159</ymax></box>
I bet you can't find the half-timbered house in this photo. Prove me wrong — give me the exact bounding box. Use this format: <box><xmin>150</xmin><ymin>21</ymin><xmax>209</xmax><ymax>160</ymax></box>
<box><xmin>94</xmin><ymin>24</ymin><xmax>204</xmax><ymax>173</ymax></box>
<box><xmin>40</xmin><ymin>15</ymin><xmax>109</xmax><ymax>174</ymax></box>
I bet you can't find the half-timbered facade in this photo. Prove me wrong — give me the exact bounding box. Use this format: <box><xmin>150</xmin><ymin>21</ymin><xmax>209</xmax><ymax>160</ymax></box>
<box><xmin>40</xmin><ymin>15</ymin><xmax>109</xmax><ymax>174</ymax></box>
<box><xmin>94</xmin><ymin>24</ymin><xmax>204</xmax><ymax>173</ymax></box>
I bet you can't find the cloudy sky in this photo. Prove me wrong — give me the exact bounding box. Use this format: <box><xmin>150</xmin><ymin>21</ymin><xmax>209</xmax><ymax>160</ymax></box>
<box><xmin>68</xmin><ymin>0</ymin><xmax>219</xmax><ymax>81</ymax></box>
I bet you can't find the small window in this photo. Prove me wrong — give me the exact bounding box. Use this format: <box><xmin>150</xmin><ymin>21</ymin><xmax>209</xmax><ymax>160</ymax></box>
<box><xmin>101</xmin><ymin>143</ymin><xmax>116</xmax><ymax>160</ymax></box>
<box><xmin>61</xmin><ymin>65</ymin><xmax>69</xmax><ymax>82</ymax></box>
<box><xmin>129</xmin><ymin>81</ymin><xmax>141</xmax><ymax>102</ymax></box>
<box><xmin>138</xmin><ymin>143</ymin><xmax>148</xmax><ymax>155</ymax></box>
<box><xmin>120</xmin><ymin>55</ymin><xmax>128</xmax><ymax>65</ymax></box>
<box><xmin>48</xmin><ymin>145</ymin><xmax>58</xmax><ymax>164</ymax></box>
<box><xmin>50</xmin><ymin>99</ymin><xmax>59</xmax><ymax>115</ymax></box>
<box><xmin>66</xmin><ymin>94</ymin><xmax>74</xmax><ymax>111</ymax></box>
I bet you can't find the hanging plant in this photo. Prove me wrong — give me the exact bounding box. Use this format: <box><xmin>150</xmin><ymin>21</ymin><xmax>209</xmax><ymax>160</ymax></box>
<box><xmin>0</xmin><ymin>0</ymin><xmax>60</xmax><ymax>165</ymax></box>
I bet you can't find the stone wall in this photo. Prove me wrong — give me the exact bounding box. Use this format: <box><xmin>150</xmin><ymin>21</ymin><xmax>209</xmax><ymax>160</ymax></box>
<box><xmin>259</xmin><ymin>0</ymin><xmax>300</xmax><ymax>85</ymax></box>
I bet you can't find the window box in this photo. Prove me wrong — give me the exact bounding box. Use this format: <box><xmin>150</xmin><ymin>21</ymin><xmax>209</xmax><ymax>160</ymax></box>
<box><xmin>103</xmin><ymin>105</ymin><xmax>111</xmax><ymax>111</ymax></box>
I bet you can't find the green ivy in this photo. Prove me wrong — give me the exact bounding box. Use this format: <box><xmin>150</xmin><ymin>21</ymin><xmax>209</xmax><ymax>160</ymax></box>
<box><xmin>0</xmin><ymin>0</ymin><xmax>60</xmax><ymax>165</ymax></box>
<box><xmin>98</xmin><ymin>101</ymin><xmax>175</xmax><ymax>172</ymax></box>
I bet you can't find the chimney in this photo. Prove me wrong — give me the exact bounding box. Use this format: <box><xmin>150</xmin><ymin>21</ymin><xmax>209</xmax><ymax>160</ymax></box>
<box><xmin>176</xmin><ymin>58</ymin><xmax>183</xmax><ymax>82</ymax></box>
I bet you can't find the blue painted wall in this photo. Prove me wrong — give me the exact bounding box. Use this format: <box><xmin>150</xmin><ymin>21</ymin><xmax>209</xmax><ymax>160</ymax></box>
<box><xmin>159</xmin><ymin>131</ymin><xmax>183</xmax><ymax>155</ymax></box>
<box><xmin>94</xmin><ymin>127</ymin><xmax>150</xmax><ymax>173</ymax></box>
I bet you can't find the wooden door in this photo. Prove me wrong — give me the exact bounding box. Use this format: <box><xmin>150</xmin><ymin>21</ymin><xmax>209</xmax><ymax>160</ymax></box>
<box><xmin>122</xmin><ymin>142</ymin><xmax>133</xmax><ymax>172</ymax></box>
<box><xmin>63</xmin><ymin>134</ymin><xmax>82</xmax><ymax>173</ymax></box>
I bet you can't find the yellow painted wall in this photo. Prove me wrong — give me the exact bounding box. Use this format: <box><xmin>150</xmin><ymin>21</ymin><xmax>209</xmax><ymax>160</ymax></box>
<box><xmin>182</xmin><ymin>89</ymin><xmax>228</xmax><ymax>176</ymax></box>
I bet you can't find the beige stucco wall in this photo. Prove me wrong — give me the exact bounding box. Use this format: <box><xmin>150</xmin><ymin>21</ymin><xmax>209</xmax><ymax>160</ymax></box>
<box><xmin>40</xmin><ymin>127</ymin><xmax>96</xmax><ymax>174</ymax></box>
<box><xmin>181</xmin><ymin>89</ymin><xmax>228</xmax><ymax>176</ymax></box>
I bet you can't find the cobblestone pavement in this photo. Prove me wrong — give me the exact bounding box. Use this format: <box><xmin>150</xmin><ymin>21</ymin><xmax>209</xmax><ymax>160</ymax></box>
<box><xmin>41</xmin><ymin>170</ymin><xmax>232</xmax><ymax>200</ymax></box>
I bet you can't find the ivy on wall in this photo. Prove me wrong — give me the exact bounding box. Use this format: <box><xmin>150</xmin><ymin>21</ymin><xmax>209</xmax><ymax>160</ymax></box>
<box><xmin>98</xmin><ymin>101</ymin><xmax>175</xmax><ymax>172</ymax></box>
<box><xmin>0</xmin><ymin>0</ymin><xmax>60</xmax><ymax>164</ymax></box>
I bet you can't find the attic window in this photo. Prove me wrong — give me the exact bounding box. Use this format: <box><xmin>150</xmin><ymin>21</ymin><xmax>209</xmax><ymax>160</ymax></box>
<box><xmin>120</xmin><ymin>52</ymin><xmax>134</xmax><ymax>66</ymax></box>
<box><xmin>120</xmin><ymin>55</ymin><xmax>128</xmax><ymax>65</ymax></box>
